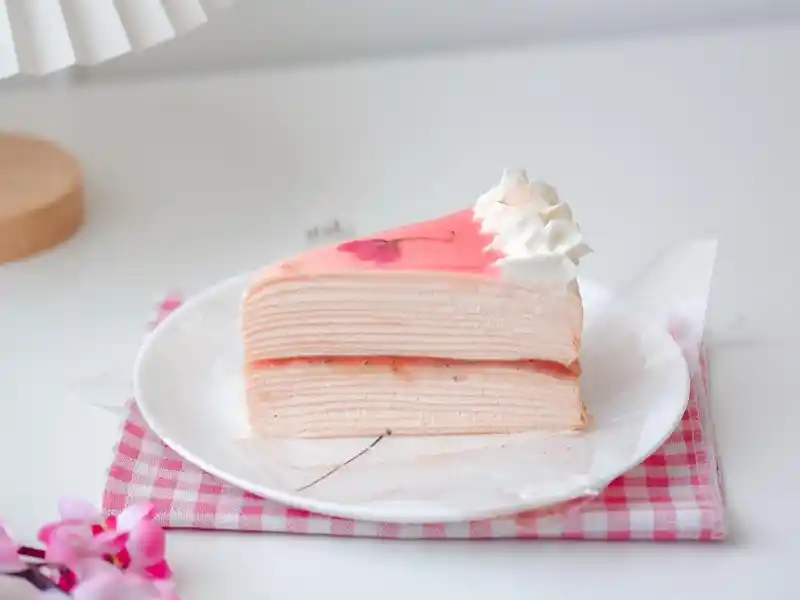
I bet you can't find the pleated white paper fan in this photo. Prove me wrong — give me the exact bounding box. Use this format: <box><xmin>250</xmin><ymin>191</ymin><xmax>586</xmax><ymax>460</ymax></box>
<box><xmin>0</xmin><ymin>0</ymin><xmax>234</xmax><ymax>79</ymax></box>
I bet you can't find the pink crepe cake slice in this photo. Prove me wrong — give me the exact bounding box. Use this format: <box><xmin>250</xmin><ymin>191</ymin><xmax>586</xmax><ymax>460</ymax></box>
<box><xmin>241</xmin><ymin>169</ymin><xmax>592</xmax><ymax>438</ymax></box>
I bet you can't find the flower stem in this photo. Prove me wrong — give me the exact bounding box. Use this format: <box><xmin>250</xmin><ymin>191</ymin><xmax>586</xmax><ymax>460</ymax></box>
<box><xmin>7</xmin><ymin>566</ymin><xmax>62</xmax><ymax>593</ymax></box>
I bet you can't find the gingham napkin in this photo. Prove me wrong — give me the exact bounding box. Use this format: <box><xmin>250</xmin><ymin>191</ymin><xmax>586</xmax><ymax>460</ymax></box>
<box><xmin>102</xmin><ymin>297</ymin><xmax>726</xmax><ymax>540</ymax></box>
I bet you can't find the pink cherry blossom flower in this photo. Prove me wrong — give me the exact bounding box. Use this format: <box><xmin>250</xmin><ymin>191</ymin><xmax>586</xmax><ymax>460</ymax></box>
<box><xmin>37</xmin><ymin>499</ymin><xmax>171</xmax><ymax>584</ymax></box>
<box><xmin>0</xmin><ymin>524</ymin><xmax>26</xmax><ymax>573</ymax></box>
<box><xmin>100</xmin><ymin>503</ymin><xmax>170</xmax><ymax>580</ymax></box>
<box><xmin>38</xmin><ymin>500</ymin><xmax>128</xmax><ymax>570</ymax></box>
<box><xmin>45</xmin><ymin>525</ymin><xmax>127</xmax><ymax>569</ymax></box>
<box><xmin>123</xmin><ymin>519</ymin><xmax>171</xmax><ymax>580</ymax></box>
<box><xmin>338</xmin><ymin>238</ymin><xmax>402</xmax><ymax>263</ymax></box>
<box><xmin>337</xmin><ymin>231</ymin><xmax>457</xmax><ymax>264</ymax></box>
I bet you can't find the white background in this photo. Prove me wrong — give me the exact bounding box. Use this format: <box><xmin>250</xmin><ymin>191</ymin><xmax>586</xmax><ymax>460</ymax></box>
<box><xmin>79</xmin><ymin>0</ymin><xmax>800</xmax><ymax>79</ymax></box>
<box><xmin>3</xmin><ymin>0</ymin><xmax>800</xmax><ymax>84</ymax></box>
<box><xmin>0</xmin><ymin>9</ymin><xmax>799</xmax><ymax>600</ymax></box>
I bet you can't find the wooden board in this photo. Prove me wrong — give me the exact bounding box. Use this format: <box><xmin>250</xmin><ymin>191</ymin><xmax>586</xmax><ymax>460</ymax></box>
<box><xmin>0</xmin><ymin>132</ymin><xmax>84</xmax><ymax>264</ymax></box>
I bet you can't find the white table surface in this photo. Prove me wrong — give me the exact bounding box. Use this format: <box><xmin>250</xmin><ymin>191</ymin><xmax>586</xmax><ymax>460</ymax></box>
<box><xmin>1</xmin><ymin>21</ymin><xmax>798</xmax><ymax>600</ymax></box>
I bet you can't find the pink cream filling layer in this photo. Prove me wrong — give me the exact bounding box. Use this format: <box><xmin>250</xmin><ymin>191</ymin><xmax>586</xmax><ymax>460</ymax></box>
<box><xmin>249</xmin><ymin>355</ymin><xmax>581</xmax><ymax>379</ymax></box>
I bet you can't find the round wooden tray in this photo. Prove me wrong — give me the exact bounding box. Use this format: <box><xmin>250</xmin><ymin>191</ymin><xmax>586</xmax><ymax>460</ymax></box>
<box><xmin>0</xmin><ymin>132</ymin><xmax>84</xmax><ymax>264</ymax></box>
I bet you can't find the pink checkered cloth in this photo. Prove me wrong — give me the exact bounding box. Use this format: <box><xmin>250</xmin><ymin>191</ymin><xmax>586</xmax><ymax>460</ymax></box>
<box><xmin>102</xmin><ymin>297</ymin><xmax>726</xmax><ymax>540</ymax></box>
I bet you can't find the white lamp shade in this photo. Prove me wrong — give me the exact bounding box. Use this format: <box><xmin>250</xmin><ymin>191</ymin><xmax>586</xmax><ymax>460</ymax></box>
<box><xmin>0</xmin><ymin>0</ymin><xmax>234</xmax><ymax>79</ymax></box>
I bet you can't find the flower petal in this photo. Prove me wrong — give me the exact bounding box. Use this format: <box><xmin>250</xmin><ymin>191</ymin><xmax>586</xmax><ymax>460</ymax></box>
<box><xmin>127</xmin><ymin>522</ymin><xmax>165</xmax><ymax>568</ymax></box>
<box><xmin>38</xmin><ymin>523</ymin><xmax>58</xmax><ymax>544</ymax></box>
<box><xmin>338</xmin><ymin>238</ymin><xmax>402</xmax><ymax>263</ymax></box>
<box><xmin>72</xmin><ymin>558</ymin><xmax>118</xmax><ymax>581</ymax></box>
<box><xmin>153</xmin><ymin>580</ymin><xmax>180</xmax><ymax>600</ymax></box>
<box><xmin>57</xmin><ymin>566</ymin><xmax>79</xmax><ymax>592</ymax></box>
<box><xmin>71</xmin><ymin>572</ymin><xmax>125</xmax><ymax>600</ymax></box>
<box><xmin>116</xmin><ymin>504</ymin><xmax>156</xmax><ymax>532</ymax></box>
<box><xmin>58</xmin><ymin>498</ymin><xmax>101</xmax><ymax>522</ymax></box>
<box><xmin>91</xmin><ymin>530</ymin><xmax>129</xmax><ymax>554</ymax></box>
<box><xmin>39</xmin><ymin>590</ymin><xmax>71</xmax><ymax>599</ymax></box>
<box><xmin>142</xmin><ymin>560</ymin><xmax>172</xmax><ymax>581</ymax></box>
<box><xmin>0</xmin><ymin>524</ymin><xmax>26</xmax><ymax>573</ymax></box>
<box><xmin>38</xmin><ymin>519</ymin><xmax>92</xmax><ymax>544</ymax></box>
<box><xmin>45</xmin><ymin>530</ymin><xmax>83</xmax><ymax>566</ymax></box>
<box><xmin>72</xmin><ymin>571</ymin><xmax>161</xmax><ymax>600</ymax></box>
<box><xmin>45</xmin><ymin>524</ymin><xmax>116</xmax><ymax>566</ymax></box>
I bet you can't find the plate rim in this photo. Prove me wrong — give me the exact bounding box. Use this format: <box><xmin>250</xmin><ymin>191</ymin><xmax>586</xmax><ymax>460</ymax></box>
<box><xmin>134</xmin><ymin>271</ymin><xmax>690</xmax><ymax>524</ymax></box>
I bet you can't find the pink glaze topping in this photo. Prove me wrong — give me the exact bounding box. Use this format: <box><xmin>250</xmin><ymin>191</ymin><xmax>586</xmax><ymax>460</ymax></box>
<box><xmin>264</xmin><ymin>209</ymin><xmax>503</xmax><ymax>278</ymax></box>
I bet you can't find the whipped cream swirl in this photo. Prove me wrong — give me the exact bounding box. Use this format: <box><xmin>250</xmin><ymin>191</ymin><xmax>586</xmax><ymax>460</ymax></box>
<box><xmin>473</xmin><ymin>169</ymin><xmax>592</xmax><ymax>284</ymax></box>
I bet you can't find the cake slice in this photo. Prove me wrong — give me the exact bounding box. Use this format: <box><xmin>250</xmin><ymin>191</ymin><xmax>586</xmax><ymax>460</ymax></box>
<box><xmin>241</xmin><ymin>169</ymin><xmax>592</xmax><ymax>438</ymax></box>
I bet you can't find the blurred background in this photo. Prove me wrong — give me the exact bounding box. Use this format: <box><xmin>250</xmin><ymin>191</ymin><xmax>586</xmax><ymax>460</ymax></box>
<box><xmin>4</xmin><ymin>0</ymin><xmax>800</xmax><ymax>87</ymax></box>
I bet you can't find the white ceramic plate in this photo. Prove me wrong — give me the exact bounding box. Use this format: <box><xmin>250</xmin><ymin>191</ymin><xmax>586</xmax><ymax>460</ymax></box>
<box><xmin>134</xmin><ymin>273</ymin><xmax>689</xmax><ymax>524</ymax></box>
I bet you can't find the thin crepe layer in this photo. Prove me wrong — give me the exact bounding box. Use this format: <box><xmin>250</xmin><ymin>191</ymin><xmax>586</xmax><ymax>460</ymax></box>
<box><xmin>242</xmin><ymin>271</ymin><xmax>582</xmax><ymax>366</ymax></box>
<box><xmin>246</xmin><ymin>360</ymin><xmax>586</xmax><ymax>438</ymax></box>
